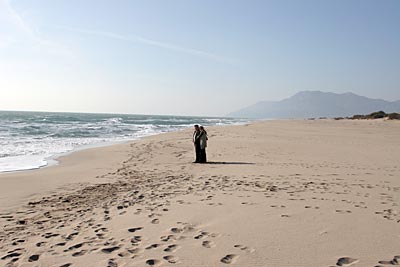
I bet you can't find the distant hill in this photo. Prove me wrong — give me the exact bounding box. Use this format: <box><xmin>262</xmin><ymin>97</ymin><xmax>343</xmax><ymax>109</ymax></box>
<box><xmin>227</xmin><ymin>91</ymin><xmax>400</xmax><ymax>119</ymax></box>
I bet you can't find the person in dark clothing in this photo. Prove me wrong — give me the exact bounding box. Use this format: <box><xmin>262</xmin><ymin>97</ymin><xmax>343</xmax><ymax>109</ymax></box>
<box><xmin>193</xmin><ymin>125</ymin><xmax>201</xmax><ymax>163</ymax></box>
<box><xmin>199</xmin><ymin>126</ymin><xmax>208</xmax><ymax>163</ymax></box>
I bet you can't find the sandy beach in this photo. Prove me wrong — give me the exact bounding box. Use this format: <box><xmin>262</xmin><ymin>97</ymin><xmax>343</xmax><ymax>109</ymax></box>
<box><xmin>0</xmin><ymin>119</ymin><xmax>399</xmax><ymax>267</ymax></box>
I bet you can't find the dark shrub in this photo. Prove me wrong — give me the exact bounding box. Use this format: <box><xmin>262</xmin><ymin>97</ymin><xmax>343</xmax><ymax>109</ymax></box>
<box><xmin>388</xmin><ymin>113</ymin><xmax>400</xmax><ymax>120</ymax></box>
<box><xmin>368</xmin><ymin>111</ymin><xmax>387</xmax><ymax>119</ymax></box>
<box><xmin>351</xmin><ymin>114</ymin><xmax>365</xmax><ymax>119</ymax></box>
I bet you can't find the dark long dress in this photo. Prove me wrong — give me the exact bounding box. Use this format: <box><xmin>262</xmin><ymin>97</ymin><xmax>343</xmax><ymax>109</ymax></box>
<box><xmin>194</xmin><ymin>131</ymin><xmax>201</xmax><ymax>163</ymax></box>
<box><xmin>199</xmin><ymin>131</ymin><xmax>207</xmax><ymax>163</ymax></box>
<box><xmin>199</xmin><ymin>148</ymin><xmax>207</xmax><ymax>163</ymax></box>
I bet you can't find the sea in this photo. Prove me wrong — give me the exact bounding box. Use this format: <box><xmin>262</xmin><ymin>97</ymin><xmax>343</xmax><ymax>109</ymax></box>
<box><xmin>0</xmin><ymin>111</ymin><xmax>248</xmax><ymax>173</ymax></box>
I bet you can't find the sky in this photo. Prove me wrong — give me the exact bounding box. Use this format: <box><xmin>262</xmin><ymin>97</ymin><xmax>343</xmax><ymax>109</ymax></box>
<box><xmin>0</xmin><ymin>0</ymin><xmax>399</xmax><ymax>116</ymax></box>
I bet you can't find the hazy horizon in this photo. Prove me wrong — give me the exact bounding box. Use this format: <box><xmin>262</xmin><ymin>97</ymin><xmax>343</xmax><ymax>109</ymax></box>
<box><xmin>1</xmin><ymin>0</ymin><xmax>400</xmax><ymax>116</ymax></box>
<box><xmin>1</xmin><ymin>90</ymin><xmax>400</xmax><ymax>117</ymax></box>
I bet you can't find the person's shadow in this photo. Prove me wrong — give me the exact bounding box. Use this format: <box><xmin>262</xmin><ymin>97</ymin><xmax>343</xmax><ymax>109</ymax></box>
<box><xmin>204</xmin><ymin>161</ymin><xmax>255</xmax><ymax>165</ymax></box>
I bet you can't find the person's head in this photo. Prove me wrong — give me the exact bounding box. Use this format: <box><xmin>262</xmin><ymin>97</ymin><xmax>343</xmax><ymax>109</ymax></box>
<box><xmin>194</xmin><ymin>124</ymin><xmax>199</xmax><ymax>131</ymax></box>
<box><xmin>199</xmin><ymin>126</ymin><xmax>204</xmax><ymax>131</ymax></box>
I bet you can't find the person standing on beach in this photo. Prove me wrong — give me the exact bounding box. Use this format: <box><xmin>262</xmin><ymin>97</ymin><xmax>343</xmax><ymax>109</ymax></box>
<box><xmin>193</xmin><ymin>125</ymin><xmax>201</xmax><ymax>163</ymax></box>
<box><xmin>199</xmin><ymin>126</ymin><xmax>208</xmax><ymax>163</ymax></box>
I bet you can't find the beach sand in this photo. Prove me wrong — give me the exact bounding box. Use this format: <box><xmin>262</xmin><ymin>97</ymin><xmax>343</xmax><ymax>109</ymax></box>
<box><xmin>0</xmin><ymin>119</ymin><xmax>399</xmax><ymax>267</ymax></box>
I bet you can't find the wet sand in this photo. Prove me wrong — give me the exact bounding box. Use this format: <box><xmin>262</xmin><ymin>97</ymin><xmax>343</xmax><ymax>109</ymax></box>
<box><xmin>0</xmin><ymin>119</ymin><xmax>399</xmax><ymax>266</ymax></box>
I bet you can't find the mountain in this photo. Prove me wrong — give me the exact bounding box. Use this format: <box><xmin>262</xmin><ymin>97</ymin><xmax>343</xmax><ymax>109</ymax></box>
<box><xmin>227</xmin><ymin>91</ymin><xmax>400</xmax><ymax>119</ymax></box>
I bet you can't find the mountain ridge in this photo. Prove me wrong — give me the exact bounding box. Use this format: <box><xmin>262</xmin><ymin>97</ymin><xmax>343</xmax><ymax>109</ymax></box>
<box><xmin>227</xmin><ymin>91</ymin><xmax>400</xmax><ymax>119</ymax></box>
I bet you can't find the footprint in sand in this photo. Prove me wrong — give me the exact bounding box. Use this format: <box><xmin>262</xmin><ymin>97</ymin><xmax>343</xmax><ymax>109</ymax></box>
<box><xmin>378</xmin><ymin>255</ymin><xmax>400</xmax><ymax>265</ymax></box>
<box><xmin>221</xmin><ymin>254</ymin><xmax>239</xmax><ymax>264</ymax></box>
<box><xmin>134</xmin><ymin>209</ymin><xmax>142</xmax><ymax>215</ymax></box>
<box><xmin>95</xmin><ymin>227</ymin><xmax>108</xmax><ymax>233</ymax></box>
<box><xmin>101</xmin><ymin>246</ymin><xmax>120</xmax><ymax>254</ymax></box>
<box><xmin>127</xmin><ymin>247</ymin><xmax>143</xmax><ymax>255</ymax></box>
<box><xmin>65</xmin><ymin>232</ymin><xmax>79</xmax><ymax>241</ymax></box>
<box><xmin>131</xmin><ymin>236</ymin><xmax>142</xmax><ymax>245</ymax></box>
<box><xmin>335</xmin><ymin>210</ymin><xmax>352</xmax><ymax>214</ymax></box>
<box><xmin>234</xmin><ymin>244</ymin><xmax>255</xmax><ymax>253</ymax></box>
<box><xmin>71</xmin><ymin>250</ymin><xmax>87</xmax><ymax>257</ymax></box>
<box><xmin>36</xmin><ymin>241</ymin><xmax>47</xmax><ymax>247</ymax></box>
<box><xmin>160</xmin><ymin>235</ymin><xmax>176</xmax><ymax>242</ymax></box>
<box><xmin>12</xmin><ymin>239</ymin><xmax>25</xmax><ymax>246</ymax></box>
<box><xmin>117</xmin><ymin>251</ymin><xmax>131</xmax><ymax>257</ymax></box>
<box><xmin>43</xmin><ymin>232</ymin><xmax>60</xmax><ymax>239</ymax></box>
<box><xmin>202</xmin><ymin>240</ymin><xmax>215</xmax><ymax>248</ymax></box>
<box><xmin>194</xmin><ymin>231</ymin><xmax>208</xmax><ymax>239</ymax></box>
<box><xmin>28</xmin><ymin>254</ymin><xmax>40</xmax><ymax>262</ymax></box>
<box><xmin>170</xmin><ymin>227</ymin><xmax>183</xmax><ymax>233</ymax></box>
<box><xmin>128</xmin><ymin>227</ymin><xmax>143</xmax><ymax>233</ymax></box>
<box><xmin>146</xmin><ymin>259</ymin><xmax>162</xmax><ymax>266</ymax></box>
<box><xmin>209</xmin><ymin>232</ymin><xmax>221</xmax><ymax>238</ymax></box>
<box><xmin>1</xmin><ymin>252</ymin><xmax>21</xmax><ymax>261</ymax></box>
<box><xmin>336</xmin><ymin>257</ymin><xmax>359</xmax><ymax>266</ymax></box>
<box><xmin>164</xmin><ymin>244</ymin><xmax>180</xmax><ymax>252</ymax></box>
<box><xmin>64</xmin><ymin>242</ymin><xmax>84</xmax><ymax>252</ymax></box>
<box><xmin>145</xmin><ymin>243</ymin><xmax>160</xmax><ymax>250</ymax></box>
<box><xmin>108</xmin><ymin>258</ymin><xmax>118</xmax><ymax>267</ymax></box>
<box><xmin>163</xmin><ymin>255</ymin><xmax>179</xmax><ymax>264</ymax></box>
<box><xmin>151</xmin><ymin>218</ymin><xmax>160</xmax><ymax>224</ymax></box>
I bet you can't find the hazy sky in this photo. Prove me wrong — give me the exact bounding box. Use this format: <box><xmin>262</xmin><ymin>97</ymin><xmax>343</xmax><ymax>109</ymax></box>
<box><xmin>1</xmin><ymin>0</ymin><xmax>399</xmax><ymax>116</ymax></box>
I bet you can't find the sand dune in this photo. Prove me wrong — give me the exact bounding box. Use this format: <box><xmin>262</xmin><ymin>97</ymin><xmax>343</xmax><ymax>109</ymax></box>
<box><xmin>0</xmin><ymin>119</ymin><xmax>399</xmax><ymax>266</ymax></box>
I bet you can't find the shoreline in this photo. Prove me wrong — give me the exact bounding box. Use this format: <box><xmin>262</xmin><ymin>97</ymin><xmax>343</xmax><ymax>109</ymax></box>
<box><xmin>0</xmin><ymin>122</ymin><xmax>243</xmax><ymax>211</ymax></box>
<box><xmin>0</xmin><ymin>140</ymin><xmax>132</xmax><ymax>211</ymax></box>
<box><xmin>0</xmin><ymin>117</ymin><xmax>252</xmax><ymax>175</ymax></box>
<box><xmin>0</xmin><ymin>110</ymin><xmax>249</xmax><ymax>174</ymax></box>
<box><xmin>0</xmin><ymin>137</ymin><xmax>145</xmax><ymax>175</ymax></box>
<box><xmin>0</xmin><ymin>128</ymin><xmax>176</xmax><ymax>175</ymax></box>
<box><xmin>1</xmin><ymin>119</ymin><xmax>399</xmax><ymax>266</ymax></box>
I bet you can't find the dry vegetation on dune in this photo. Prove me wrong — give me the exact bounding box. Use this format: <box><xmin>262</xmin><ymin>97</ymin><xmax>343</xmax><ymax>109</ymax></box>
<box><xmin>331</xmin><ymin>111</ymin><xmax>400</xmax><ymax>120</ymax></box>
